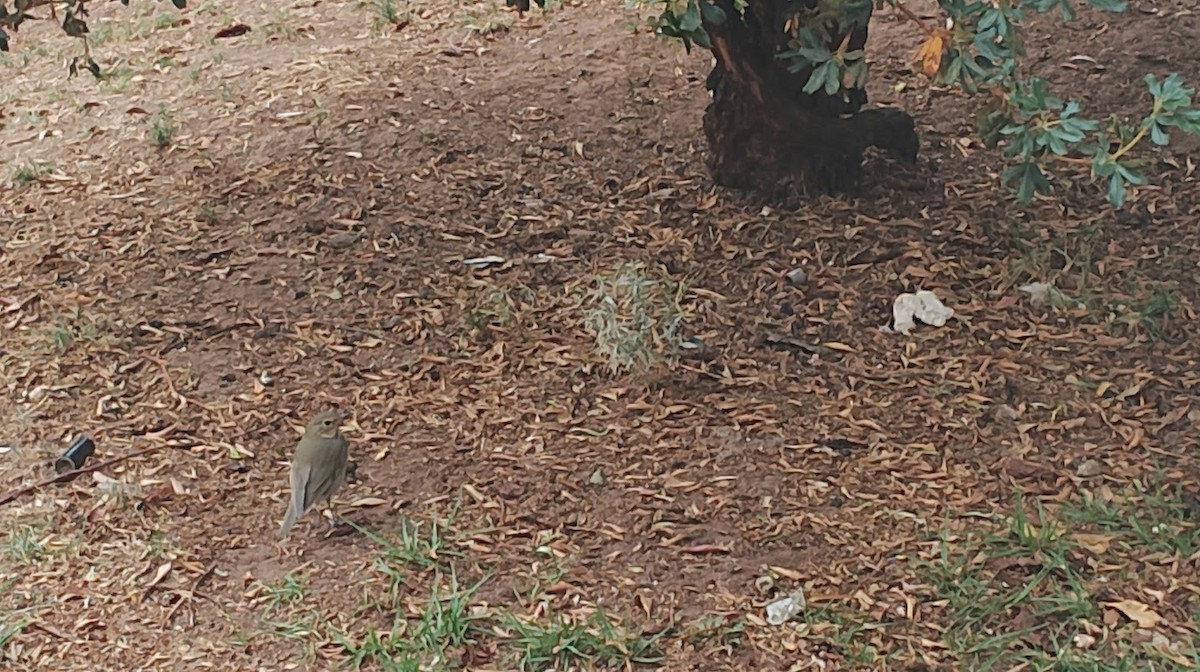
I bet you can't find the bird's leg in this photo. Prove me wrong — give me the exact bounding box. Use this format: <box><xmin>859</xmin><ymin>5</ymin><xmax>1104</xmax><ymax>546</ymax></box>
<box><xmin>322</xmin><ymin>499</ymin><xmax>342</xmax><ymax>537</ymax></box>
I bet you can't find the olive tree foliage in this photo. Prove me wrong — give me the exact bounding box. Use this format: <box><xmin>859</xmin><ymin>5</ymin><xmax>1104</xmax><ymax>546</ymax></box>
<box><xmin>0</xmin><ymin>0</ymin><xmax>186</xmax><ymax>76</ymax></box>
<box><xmin>506</xmin><ymin>0</ymin><xmax>1200</xmax><ymax>207</ymax></box>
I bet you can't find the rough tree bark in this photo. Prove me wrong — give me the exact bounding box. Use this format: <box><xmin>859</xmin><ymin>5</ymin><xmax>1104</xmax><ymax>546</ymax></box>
<box><xmin>702</xmin><ymin>0</ymin><xmax>919</xmax><ymax>195</ymax></box>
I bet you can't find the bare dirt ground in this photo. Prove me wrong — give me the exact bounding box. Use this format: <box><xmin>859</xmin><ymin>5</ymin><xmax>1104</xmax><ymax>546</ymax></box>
<box><xmin>2</xmin><ymin>0</ymin><xmax>1199</xmax><ymax>670</ymax></box>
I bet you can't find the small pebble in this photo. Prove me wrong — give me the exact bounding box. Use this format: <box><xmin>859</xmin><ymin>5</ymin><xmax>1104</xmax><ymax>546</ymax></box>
<box><xmin>1076</xmin><ymin>459</ymin><xmax>1103</xmax><ymax>478</ymax></box>
<box><xmin>328</xmin><ymin>231</ymin><xmax>364</xmax><ymax>249</ymax></box>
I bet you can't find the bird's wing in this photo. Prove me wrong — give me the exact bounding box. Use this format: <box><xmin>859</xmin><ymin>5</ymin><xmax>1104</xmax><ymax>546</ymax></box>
<box><xmin>280</xmin><ymin>460</ymin><xmax>312</xmax><ymax>537</ymax></box>
<box><xmin>291</xmin><ymin>460</ymin><xmax>313</xmax><ymax>517</ymax></box>
<box><xmin>303</xmin><ymin>458</ymin><xmax>338</xmax><ymax>510</ymax></box>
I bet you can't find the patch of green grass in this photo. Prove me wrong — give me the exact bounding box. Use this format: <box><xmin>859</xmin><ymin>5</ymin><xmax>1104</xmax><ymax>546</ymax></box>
<box><xmin>0</xmin><ymin>605</ymin><xmax>35</xmax><ymax>651</ymax></box>
<box><xmin>0</xmin><ymin>45</ymin><xmax>49</xmax><ymax>70</ymax></box>
<box><xmin>1060</xmin><ymin>478</ymin><xmax>1197</xmax><ymax>557</ymax></box>
<box><xmin>1001</xmin><ymin>220</ymin><xmax>1103</xmax><ymax>295</ymax></box>
<box><xmin>264</xmin><ymin>574</ymin><xmax>306</xmax><ymax>611</ymax></box>
<box><xmin>150</xmin><ymin>109</ymin><xmax>177</xmax><ymax>148</ymax></box>
<box><xmin>263</xmin><ymin>610</ymin><xmax>322</xmax><ymax>648</ymax></box>
<box><xmin>462</xmin><ymin>283</ymin><xmax>522</xmax><ymax>333</ymax></box>
<box><xmin>1000</xmin><ymin>221</ymin><xmax>1186</xmax><ymax>341</ymax></box>
<box><xmin>98</xmin><ymin>65</ymin><xmax>135</xmax><ymax>93</ymax></box>
<box><xmin>332</xmin><ymin>572</ymin><xmax>485</xmax><ymax>671</ymax></box>
<box><xmin>681</xmin><ymin>613</ymin><xmax>744</xmax><ymax>655</ymax></box>
<box><xmin>367</xmin><ymin>0</ymin><xmax>410</xmax><ymax>30</ymax></box>
<box><xmin>186</xmin><ymin>54</ymin><xmax>225</xmax><ymax>84</ymax></box>
<box><xmin>197</xmin><ymin>202</ymin><xmax>221</xmax><ymax>224</ymax></box>
<box><xmin>87</xmin><ymin>22</ymin><xmax>114</xmax><ymax>45</ymax></box>
<box><xmin>195</xmin><ymin>0</ymin><xmax>226</xmax><ymax>16</ymax></box>
<box><xmin>349</xmin><ymin>514</ymin><xmax>463</xmax><ymax>614</ymax></box>
<box><xmin>153</xmin><ymin>12</ymin><xmax>177</xmax><ymax>30</ymax></box>
<box><xmin>1109</xmin><ymin>282</ymin><xmax>1181</xmax><ymax>340</ymax></box>
<box><xmin>512</xmin><ymin>559</ymin><xmax>567</xmax><ymax>604</ymax></box>
<box><xmin>258</xmin><ymin>613</ymin><xmax>321</xmax><ymax>672</ymax></box>
<box><xmin>262</xmin><ymin>13</ymin><xmax>299</xmax><ymax>41</ymax></box>
<box><xmin>11</xmin><ymin>161</ymin><xmax>53</xmax><ymax>186</ymax></box>
<box><xmin>795</xmin><ymin>603</ymin><xmax>892</xmax><ymax>665</ymax></box>
<box><xmin>583</xmin><ymin>261</ymin><xmax>687</xmax><ymax>374</ymax></box>
<box><xmin>355</xmin><ymin>515</ymin><xmax>460</xmax><ymax>573</ymax></box>
<box><xmin>49</xmin><ymin>325</ymin><xmax>75</xmax><ymax>351</ymax></box>
<box><xmin>1</xmin><ymin>521</ymin><xmax>82</xmax><ymax>573</ymax></box>
<box><xmin>461</xmin><ymin>0</ymin><xmax>512</xmax><ymax>36</ymax></box>
<box><xmin>146</xmin><ymin>530</ymin><xmax>170</xmax><ymax>558</ymax></box>
<box><xmin>46</xmin><ymin>308</ymin><xmax>100</xmax><ymax>352</ymax></box>
<box><xmin>3</xmin><ymin>525</ymin><xmax>48</xmax><ymax>565</ymax></box>
<box><xmin>501</xmin><ymin>608</ymin><xmax>664</xmax><ymax>671</ymax></box>
<box><xmin>916</xmin><ymin>495</ymin><xmax>1198</xmax><ymax>671</ymax></box>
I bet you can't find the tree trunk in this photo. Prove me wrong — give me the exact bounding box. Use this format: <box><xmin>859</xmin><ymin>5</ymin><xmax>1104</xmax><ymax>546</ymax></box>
<box><xmin>702</xmin><ymin>0</ymin><xmax>918</xmax><ymax>196</ymax></box>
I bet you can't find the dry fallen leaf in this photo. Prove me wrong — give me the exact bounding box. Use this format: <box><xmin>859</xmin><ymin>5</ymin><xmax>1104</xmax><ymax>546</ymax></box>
<box><xmin>146</xmin><ymin>561</ymin><xmax>172</xmax><ymax>590</ymax></box>
<box><xmin>1071</xmin><ymin>533</ymin><xmax>1114</xmax><ymax>554</ymax></box>
<box><xmin>1103</xmin><ymin>599</ymin><xmax>1162</xmax><ymax>628</ymax></box>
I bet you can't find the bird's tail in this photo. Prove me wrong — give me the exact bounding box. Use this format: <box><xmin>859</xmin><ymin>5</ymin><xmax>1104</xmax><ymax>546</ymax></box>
<box><xmin>280</xmin><ymin>501</ymin><xmax>299</xmax><ymax>538</ymax></box>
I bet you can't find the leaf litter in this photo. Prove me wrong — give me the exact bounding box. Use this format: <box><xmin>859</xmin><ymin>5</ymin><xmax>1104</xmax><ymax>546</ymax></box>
<box><xmin>0</xmin><ymin>0</ymin><xmax>1198</xmax><ymax>670</ymax></box>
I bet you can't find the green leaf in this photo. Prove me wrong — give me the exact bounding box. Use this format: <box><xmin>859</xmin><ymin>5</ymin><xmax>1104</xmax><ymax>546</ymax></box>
<box><xmin>1106</xmin><ymin>171</ymin><xmax>1126</xmax><ymax>207</ymax></box>
<box><xmin>824</xmin><ymin>63</ymin><xmax>841</xmax><ymax>95</ymax></box>
<box><xmin>796</xmin><ymin>47</ymin><xmax>832</xmax><ymax>63</ymax></box>
<box><xmin>838</xmin><ymin>0</ymin><xmax>873</xmax><ymax>30</ymax></box>
<box><xmin>1003</xmin><ymin>162</ymin><xmax>1050</xmax><ymax>204</ymax></box>
<box><xmin>978</xmin><ymin>8</ymin><xmax>1000</xmax><ymax>29</ymax></box>
<box><xmin>803</xmin><ymin>61</ymin><xmax>837</xmax><ymax>95</ymax></box>
<box><xmin>678</xmin><ymin>1</ymin><xmax>701</xmax><ymax>33</ymax></box>
<box><xmin>1150</xmin><ymin>123</ymin><xmax>1169</xmax><ymax>146</ymax></box>
<box><xmin>1087</xmin><ymin>0</ymin><xmax>1127</xmax><ymax>11</ymax></box>
<box><xmin>802</xmin><ymin>62</ymin><xmax>828</xmax><ymax>95</ymax></box>
<box><xmin>1144</xmin><ymin>73</ymin><xmax>1163</xmax><ymax>97</ymax></box>
<box><xmin>698</xmin><ymin>0</ymin><xmax>725</xmax><ymax>25</ymax></box>
<box><xmin>1116</xmin><ymin>163</ymin><xmax>1146</xmax><ymax>186</ymax></box>
<box><xmin>1044</xmin><ymin>133</ymin><xmax>1068</xmax><ymax>155</ymax></box>
<box><xmin>944</xmin><ymin>55</ymin><xmax>964</xmax><ymax>86</ymax></box>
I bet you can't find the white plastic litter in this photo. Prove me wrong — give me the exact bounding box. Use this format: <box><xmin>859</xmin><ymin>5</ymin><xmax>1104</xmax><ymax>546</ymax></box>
<box><xmin>765</xmin><ymin>587</ymin><xmax>807</xmax><ymax>625</ymax></box>
<box><xmin>892</xmin><ymin>290</ymin><xmax>954</xmax><ymax>335</ymax></box>
<box><xmin>1018</xmin><ymin>281</ymin><xmax>1078</xmax><ymax>308</ymax></box>
<box><xmin>463</xmin><ymin>256</ymin><xmax>506</xmax><ymax>269</ymax></box>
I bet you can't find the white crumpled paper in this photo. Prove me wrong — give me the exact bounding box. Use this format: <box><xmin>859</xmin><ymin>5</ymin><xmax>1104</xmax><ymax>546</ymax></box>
<box><xmin>765</xmin><ymin>587</ymin><xmax>807</xmax><ymax>625</ymax></box>
<box><xmin>891</xmin><ymin>290</ymin><xmax>954</xmax><ymax>335</ymax></box>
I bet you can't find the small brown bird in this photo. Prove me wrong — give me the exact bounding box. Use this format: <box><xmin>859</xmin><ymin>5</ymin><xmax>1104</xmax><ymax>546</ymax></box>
<box><xmin>280</xmin><ymin>409</ymin><xmax>350</xmax><ymax>538</ymax></box>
